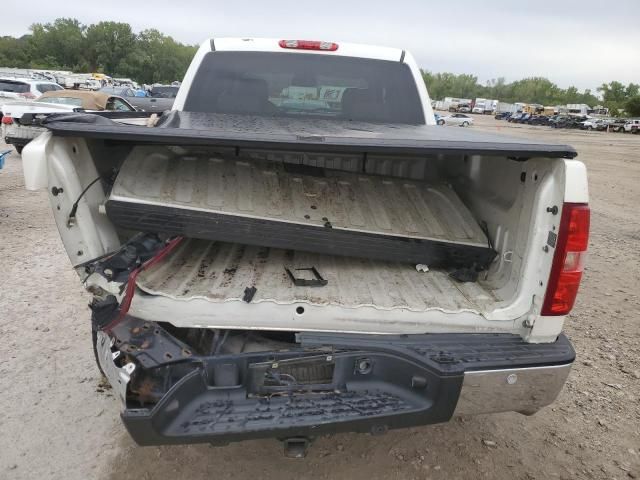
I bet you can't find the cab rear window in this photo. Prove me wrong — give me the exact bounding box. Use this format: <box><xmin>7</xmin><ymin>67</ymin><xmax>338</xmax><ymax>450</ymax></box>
<box><xmin>184</xmin><ymin>51</ymin><xmax>425</xmax><ymax>124</ymax></box>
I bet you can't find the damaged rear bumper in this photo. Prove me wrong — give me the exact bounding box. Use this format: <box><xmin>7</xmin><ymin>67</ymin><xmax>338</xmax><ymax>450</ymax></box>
<box><xmin>96</xmin><ymin>320</ymin><xmax>574</xmax><ymax>446</ymax></box>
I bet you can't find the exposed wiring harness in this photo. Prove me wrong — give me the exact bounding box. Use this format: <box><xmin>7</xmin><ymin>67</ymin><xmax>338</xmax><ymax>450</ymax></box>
<box><xmin>67</xmin><ymin>176</ymin><xmax>102</xmax><ymax>226</ymax></box>
<box><xmin>102</xmin><ymin>236</ymin><xmax>184</xmax><ymax>333</ymax></box>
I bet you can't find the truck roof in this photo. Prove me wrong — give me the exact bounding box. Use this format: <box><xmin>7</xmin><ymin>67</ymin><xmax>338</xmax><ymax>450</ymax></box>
<box><xmin>208</xmin><ymin>37</ymin><xmax>406</xmax><ymax>62</ymax></box>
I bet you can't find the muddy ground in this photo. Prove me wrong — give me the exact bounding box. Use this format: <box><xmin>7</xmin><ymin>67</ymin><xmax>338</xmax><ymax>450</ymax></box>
<box><xmin>0</xmin><ymin>116</ymin><xmax>638</xmax><ymax>480</ymax></box>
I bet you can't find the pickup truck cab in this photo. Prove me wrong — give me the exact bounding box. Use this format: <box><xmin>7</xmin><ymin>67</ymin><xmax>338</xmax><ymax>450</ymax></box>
<box><xmin>21</xmin><ymin>38</ymin><xmax>588</xmax><ymax>455</ymax></box>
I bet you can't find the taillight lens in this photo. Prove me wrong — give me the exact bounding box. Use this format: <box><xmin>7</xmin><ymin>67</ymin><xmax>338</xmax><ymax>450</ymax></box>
<box><xmin>1</xmin><ymin>115</ymin><xmax>13</xmax><ymax>125</ymax></box>
<box><xmin>541</xmin><ymin>203</ymin><xmax>590</xmax><ymax>315</ymax></box>
<box><xmin>279</xmin><ymin>40</ymin><xmax>339</xmax><ymax>51</ymax></box>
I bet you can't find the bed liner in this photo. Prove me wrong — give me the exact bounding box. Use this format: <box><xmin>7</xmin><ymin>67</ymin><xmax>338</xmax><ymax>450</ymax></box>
<box><xmin>135</xmin><ymin>238</ymin><xmax>498</xmax><ymax>314</ymax></box>
<box><xmin>106</xmin><ymin>150</ymin><xmax>495</xmax><ymax>268</ymax></box>
<box><xmin>42</xmin><ymin>111</ymin><xmax>578</xmax><ymax>159</ymax></box>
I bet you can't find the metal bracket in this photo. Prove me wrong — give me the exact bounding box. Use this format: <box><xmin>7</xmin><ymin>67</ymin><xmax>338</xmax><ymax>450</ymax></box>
<box><xmin>285</xmin><ymin>267</ymin><xmax>328</xmax><ymax>287</ymax></box>
<box><xmin>96</xmin><ymin>330</ymin><xmax>136</xmax><ymax>405</ymax></box>
<box><xmin>282</xmin><ymin>437</ymin><xmax>312</xmax><ymax>458</ymax></box>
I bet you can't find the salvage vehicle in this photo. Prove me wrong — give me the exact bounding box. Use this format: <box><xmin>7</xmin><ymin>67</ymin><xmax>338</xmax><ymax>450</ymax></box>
<box><xmin>21</xmin><ymin>38</ymin><xmax>588</xmax><ymax>456</ymax></box>
<box><xmin>594</xmin><ymin>118</ymin><xmax>617</xmax><ymax>131</ymax></box>
<box><xmin>1</xmin><ymin>90</ymin><xmax>136</xmax><ymax>153</ymax></box>
<box><xmin>507</xmin><ymin>112</ymin><xmax>524</xmax><ymax>122</ymax></box>
<box><xmin>578</xmin><ymin>118</ymin><xmax>600</xmax><ymax>130</ymax></box>
<box><xmin>100</xmin><ymin>85</ymin><xmax>179</xmax><ymax>112</ymax></box>
<box><xmin>552</xmin><ymin>116</ymin><xmax>587</xmax><ymax>129</ymax></box>
<box><xmin>622</xmin><ymin>119</ymin><xmax>640</xmax><ymax>133</ymax></box>
<box><xmin>0</xmin><ymin>77</ymin><xmax>63</xmax><ymax>100</ymax></box>
<box><xmin>526</xmin><ymin>115</ymin><xmax>552</xmax><ymax>126</ymax></box>
<box><xmin>439</xmin><ymin>113</ymin><xmax>473</xmax><ymax>126</ymax></box>
<box><xmin>605</xmin><ymin>118</ymin><xmax>627</xmax><ymax>133</ymax></box>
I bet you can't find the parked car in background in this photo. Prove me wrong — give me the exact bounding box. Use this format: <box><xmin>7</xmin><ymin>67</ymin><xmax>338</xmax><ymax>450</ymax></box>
<box><xmin>434</xmin><ymin>113</ymin><xmax>444</xmax><ymax>125</ymax></box>
<box><xmin>514</xmin><ymin>113</ymin><xmax>531</xmax><ymax>123</ymax></box>
<box><xmin>440</xmin><ymin>113</ymin><xmax>473</xmax><ymax>126</ymax></box>
<box><xmin>594</xmin><ymin>119</ymin><xmax>616</xmax><ymax>131</ymax></box>
<box><xmin>623</xmin><ymin>119</ymin><xmax>640</xmax><ymax>133</ymax></box>
<box><xmin>100</xmin><ymin>85</ymin><xmax>179</xmax><ymax>112</ymax></box>
<box><xmin>580</xmin><ymin>118</ymin><xmax>604</xmax><ymax>130</ymax></box>
<box><xmin>494</xmin><ymin>111</ymin><xmax>512</xmax><ymax>120</ymax></box>
<box><xmin>605</xmin><ymin>119</ymin><xmax>627</xmax><ymax>132</ymax></box>
<box><xmin>527</xmin><ymin>115</ymin><xmax>552</xmax><ymax>126</ymax></box>
<box><xmin>508</xmin><ymin>112</ymin><xmax>524</xmax><ymax>123</ymax></box>
<box><xmin>0</xmin><ymin>78</ymin><xmax>63</xmax><ymax>100</ymax></box>
<box><xmin>552</xmin><ymin>116</ymin><xmax>587</xmax><ymax>129</ymax></box>
<box><xmin>457</xmin><ymin>104</ymin><xmax>471</xmax><ymax>113</ymax></box>
<box><xmin>1</xmin><ymin>90</ymin><xmax>136</xmax><ymax>153</ymax></box>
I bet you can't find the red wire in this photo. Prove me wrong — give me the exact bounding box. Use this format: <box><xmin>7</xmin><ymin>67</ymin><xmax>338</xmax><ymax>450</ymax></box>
<box><xmin>103</xmin><ymin>236</ymin><xmax>183</xmax><ymax>333</ymax></box>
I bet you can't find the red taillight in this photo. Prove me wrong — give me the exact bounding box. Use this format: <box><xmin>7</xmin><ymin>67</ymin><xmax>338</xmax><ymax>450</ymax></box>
<box><xmin>279</xmin><ymin>39</ymin><xmax>339</xmax><ymax>51</ymax></box>
<box><xmin>1</xmin><ymin>116</ymin><xmax>13</xmax><ymax>125</ymax></box>
<box><xmin>18</xmin><ymin>92</ymin><xmax>36</xmax><ymax>99</ymax></box>
<box><xmin>541</xmin><ymin>203</ymin><xmax>590</xmax><ymax>316</ymax></box>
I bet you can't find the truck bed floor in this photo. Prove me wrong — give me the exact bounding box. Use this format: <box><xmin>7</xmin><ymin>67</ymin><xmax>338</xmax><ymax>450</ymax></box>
<box><xmin>135</xmin><ymin>238</ymin><xmax>498</xmax><ymax>317</ymax></box>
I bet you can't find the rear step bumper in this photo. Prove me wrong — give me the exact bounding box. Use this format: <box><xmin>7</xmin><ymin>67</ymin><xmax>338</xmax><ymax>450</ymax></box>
<box><xmin>99</xmin><ymin>325</ymin><xmax>574</xmax><ymax>446</ymax></box>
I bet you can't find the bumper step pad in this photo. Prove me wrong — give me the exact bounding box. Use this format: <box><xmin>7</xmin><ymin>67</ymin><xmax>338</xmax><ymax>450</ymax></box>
<box><xmin>177</xmin><ymin>391</ymin><xmax>411</xmax><ymax>436</ymax></box>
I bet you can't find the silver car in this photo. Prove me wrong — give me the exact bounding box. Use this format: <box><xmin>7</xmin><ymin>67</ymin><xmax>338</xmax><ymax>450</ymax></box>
<box><xmin>441</xmin><ymin>113</ymin><xmax>474</xmax><ymax>127</ymax></box>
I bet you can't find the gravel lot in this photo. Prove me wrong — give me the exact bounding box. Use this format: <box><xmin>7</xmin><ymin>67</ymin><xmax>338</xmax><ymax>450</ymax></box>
<box><xmin>0</xmin><ymin>116</ymin><xmax>638</xmax><ymax>480</ymax></box>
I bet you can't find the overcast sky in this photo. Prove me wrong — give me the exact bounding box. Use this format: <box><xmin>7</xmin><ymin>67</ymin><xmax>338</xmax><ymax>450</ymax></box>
<box><xmin>5</xmin><ymin>0</ymin><xmax>640</xmax><ymax>92</ymax></box>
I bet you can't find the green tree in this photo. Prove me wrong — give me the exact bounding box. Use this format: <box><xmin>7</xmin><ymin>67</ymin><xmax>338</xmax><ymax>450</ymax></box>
<box><xmin>129</xmin><ymin>29</ymin><xmax>196</xmax><ymax>84</ymax></box>
<box><xmin>29</xmin><ymin>18</ymin><xmax>85</xmax><ymax>69</ymax></box>
<box><xmin>598</xmin><ymin>81</ymin><xmax>628</xmax><ymax>113</ymax></box>
<box><xmin>85</xmin><ymin>22</ymin><xmax>136</xmax><ymax>74</ymax></box>
<box><xmin>0</xmin><ymin>36</ymin><xmax>31</xmax><ymax>67</ymax></box>
<box><xmin>625</xmin><ymin>97</ymin><xmax>640</xmax><ymax>117</ymax></box>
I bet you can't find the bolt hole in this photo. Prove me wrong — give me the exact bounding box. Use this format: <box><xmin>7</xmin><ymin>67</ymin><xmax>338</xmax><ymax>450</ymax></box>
<box><xmin>304</xmin><ymin>214</ymin><xmax>310</xmax><ymax>219</ymax></box>
<box><xmin>310</xmin><ymin>205</ymin><xmax>317</xmax><ymax>210</ymax></box>
<box><xmin>72</xmin><ymin>146</ymin><xmax>77</xmax><ymax>154</ymax></box>
<box><xmin>182</xmin><ymin>349</ymin><xmax>192</xmax><ymax>356</ymax></box>
<box><xmin>356</xmin><ymin>358</ymin><xmax>373</xmax><ymax>375</ymax></box>
<box><xmin>164</xmin><ymin>352</ymin><xmax>173</xmax><ymax>360</ymax></box>
<box><xmin>295</xmin><ymin>306</ymin><xmax>305</xmax><ymax>315</ymax></box>
<box><xmin>533</xmin><ymin>173</ymin><xmax>538</xmax><ymax>181</ymax></box>
<box><xmin>56</xmin><ymin>205</ymin><xmax>60</xmax><ymax>210</ymax></box>
<box><xmin>77</xmin><ymin>250</ymin><xmax>83</xmax><ymax>256</ymax></box>
<box><xmin>154</xmin><ymin>329</ymin><xmax>160</xmax><ymax>335</ymax></box>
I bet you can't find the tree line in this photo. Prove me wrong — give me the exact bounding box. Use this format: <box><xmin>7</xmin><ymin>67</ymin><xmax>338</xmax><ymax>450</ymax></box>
<box><xmin>0</xmin><ymin>18</ymin><xmax>197</xmax><ymax>84</ymax></box>
<box><xmin>1</xmin><ymin>18</ymin><xmax>639</xmax><ymax>115</ymax></box>
<box><xmin>422</xmin><ymin>71</ymin><xmax>640</xmax><ymax>116</ymax></box>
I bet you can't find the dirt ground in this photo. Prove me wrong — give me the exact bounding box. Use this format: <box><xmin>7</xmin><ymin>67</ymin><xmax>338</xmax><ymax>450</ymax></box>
<box><xmin>0</xmin><ymin>116</ymin><xmax>638</xmax><ymax>480</ymax></box>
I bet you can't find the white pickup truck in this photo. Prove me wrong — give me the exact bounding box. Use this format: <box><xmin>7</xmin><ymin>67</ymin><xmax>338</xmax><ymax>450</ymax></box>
<box><xmin>21</xmin><ymin>38</ymin><xmax>589</xmax><ymax>455</ymax></box>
